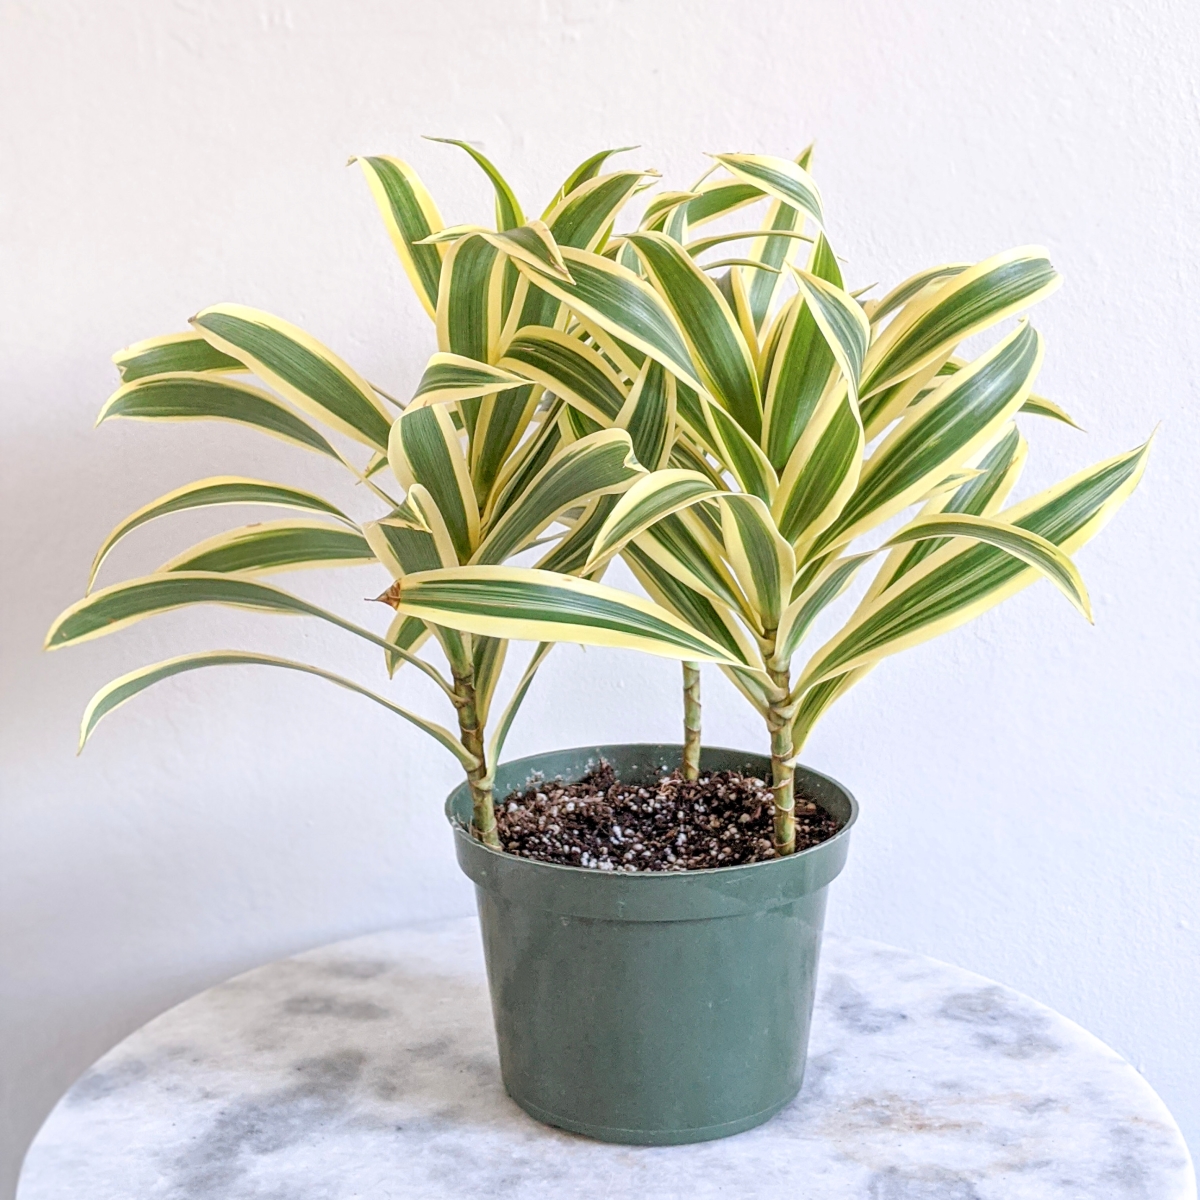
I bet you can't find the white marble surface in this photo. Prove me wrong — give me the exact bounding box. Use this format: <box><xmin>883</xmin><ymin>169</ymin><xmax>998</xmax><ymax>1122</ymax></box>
<box><xmin>18</xmin><ymin>918</ymin><xmax>1195</xmax><ymax>1200</ymax></box>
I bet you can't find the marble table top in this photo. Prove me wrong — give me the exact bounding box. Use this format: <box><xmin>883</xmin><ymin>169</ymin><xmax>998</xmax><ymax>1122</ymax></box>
<box><xmin>18</xmin><ymin>917</ymin><xmax>1195</xmax><ymax>1200</ymax></box>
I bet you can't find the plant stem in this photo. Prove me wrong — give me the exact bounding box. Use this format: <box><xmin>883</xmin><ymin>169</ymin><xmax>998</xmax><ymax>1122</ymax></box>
<box><xmin>766</xmin><ymin>662</ymin><xmax>795</xmax><ymax>856</ymax></box>
<box><xmin>682</xmin><ymin>661</ymin><xmax>701</xmax><ymax>781</ymax></box>
<box><xmin>452</xmin><ymin>664</ymin><xmax>499</xmax><ymax>848</ymax></box>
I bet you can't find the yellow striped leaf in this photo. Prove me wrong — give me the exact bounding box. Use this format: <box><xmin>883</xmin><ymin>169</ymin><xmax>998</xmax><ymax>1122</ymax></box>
<box><xmin>45</xmin><ymin>571</ymin><xmax>423</xmax><ymax>665</ymax></box>
<box><xmin>160</xmin><ymin>519</ymin><xmax>374</xmax><ymax>575</ymax></box>
<box><xmin>79</xmin><ymin>651</ymin><xmax>473</xmax><ymax>766</ymax></box>
<box><xmin>480</xmin><ymin>220</ymin><xmax>572</xmax><ymax>283</ymax></box>
<box><xmin>434</xmin><ymin>233</ymin><xmax>507</xmax><ymax>371</ymax></box>
<box><xmin>626</xmin><ymin>231</ymin><xmax>763</xmax><ymax>440</ymax></box>
<box><xmin>410</xmin><ymin>354</ymin><xmax>527</xmax><ymax>406</ymax></box>
<box><xmin>353</xmin><ymin>155</ymin><xmax>446</xmax><ymax>319</ymax></box>
<box><xmin>790</xmin><ymin>267</ymin><xmax>870</xmax><ymax>401</ymax></box>
<box><xmin>711</xmin><ymin>153</ymin><xmax>824</xmax><ymax>228</ymax></box>
<box><xmin>113</xmin><ymin>331</ymin><xmax>243</xmax><ymax>382</ymax></box>
<box><xmin>192</xmin><ymin>305</ymin><xmax>393</xmax><ymax>451</ymax></box>
<box><xmin>498</xmin><ymin>327</ymin><xmax>628</xmax><ymax>423</ymax></box>
<box><xmin>97</xmin><ymin>373</ymin><xmax>339</xmax><ymax>460</ymax></box>
<box><xmin>761</xmin><ymin>233</ymin><xmax>844</xmax><ymax>469</ymax></box>
<box><xmin>389</xmin><ymin>566</ymin><xmax>747</xmax><ymax>664</ymax></box>
<box><xmin>88</xmin><ymin>476</ymin><xmax>352</xmax><ymax>592</ymax></box>
<box><xmin>547</xmin><ymin>147</ymin><xmax>638</xmax><ymax>211</ymax></box>
<box><xmin>623</xmin><ymin>541</ymin><xmax>763</xmax><ymax>672</ymax></box>
<box><xmin>617</xmin><ymin>358</ymin><xmax>676</xmax><ymax>470</ymax></box>
<box><xmin>877</xmin><ymin>423</ymin><xmax>1028</xmax><ymax>588</ymax></box>
<box><xmin>860</xmin><ymin>247</ymin><xmax>1060</xmax><ymax>398</ymax></box>
<box><xmin>797</xmin><ymin>438</ymin><xmax>1151</xmax><ymax>690</ymax></box>
<box><xmin>426</xmin><ymin>137</ymin><xmax>524</xmax><ymax>230</ymax></box>
<box><xmin>718</xmin><ymin>494</ymin><xmax>796</xmax><ymax>630</ymax></box>
<box><xmin>388</xmin><ymin>404</ymin><xmax>480</xmax><ymax>562</ymax></box>
<box><xmin>870</xmin><ymin>263</ymin><xmax>970</xmax><ymax>326</ymax></box>
<box><xmin>508</xmin><ymin>246</ymin><xmax>704</xmax><ymax>394</ymax></box>
<box><xmin>774</xmin><ymin>381</ymin><xmax>864</xmax><ymax>549</ymax></box>
<box><xmin>472</xmin><ymin>429</ymin><xmax>643</xmax><ymax>566</ymax></box>
<box><xmin>587</xmin><ymin>470</ymin><xmax>721</xmax><ymax>570</ymax></box>
<box><xmin>816</xmin><ymin>321</ymin><xmax>1044</xmax><ymax>552</ymax></box>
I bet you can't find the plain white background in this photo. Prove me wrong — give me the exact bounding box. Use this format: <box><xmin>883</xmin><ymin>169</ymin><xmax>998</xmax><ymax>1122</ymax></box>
<box><xmin>2</xmin><ymin>0</ymin><xmax>1198</xmax><ymax>1191</ymax></box>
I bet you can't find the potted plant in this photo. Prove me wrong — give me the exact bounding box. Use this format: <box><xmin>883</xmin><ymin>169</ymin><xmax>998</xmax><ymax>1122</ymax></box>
<box><xmin>48</xmin><ymin>141</ymin><xmax>1150</xmax><ymax>1145</ymax></box>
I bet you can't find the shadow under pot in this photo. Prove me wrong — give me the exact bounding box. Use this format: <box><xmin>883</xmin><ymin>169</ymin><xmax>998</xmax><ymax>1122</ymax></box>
<box><xmin>446</xmin><ymin>742</ymin><xmax>857</xmax><ymax>1145</ymax></box>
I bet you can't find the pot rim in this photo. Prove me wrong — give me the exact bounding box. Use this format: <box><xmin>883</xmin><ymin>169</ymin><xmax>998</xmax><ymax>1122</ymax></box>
<box><xmin>444</xmin><ymin>741</ymin><xmax>858</xmax><ymax>882</ymax></box>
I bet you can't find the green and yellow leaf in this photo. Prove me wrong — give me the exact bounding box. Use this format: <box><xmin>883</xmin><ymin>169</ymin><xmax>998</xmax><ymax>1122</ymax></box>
<box><xmin>860</xmin><ymin>246</ymin><xmax>1060</xmax><ymax>398</ymax></box>
<box><xmin>79</xmin><ymin>650</ymin><xmax>473</xmax><ymax>766</ymax></box>
<box><xmin>626</xmin><ymin>231</ymin><xmax>762</xmax><ymax>440</ymax></box>
<box><xmin>97</xmin><ymin>373</ymin><xmax>339</xmax><ymax>460</ymax></box>
<box><xmin>192</xmin><ymin>304</ymin><xmax>393</xmax><ymax>451</ymax></box>
<box><xmin>472</xmin><ymin>428</ymin><xmax>643</xmax><ymax>565</ymax></box>
<box><xmin>353</xmin><ymin>155</ymin><xmax>446</xmax><ymax>319</ymax></box>
<box><xmin>388</xmin><ymin>403</ymin><xmax>480</xmax><ymax>561</ymax></box>
<box><xmin>816</xmin><ymin>321</ymin><xmax>1044</xmax><ymax>551</ymax></box>
<box><xmin>710</xmin><ymin>153</ymin><xmax>824</xmax><ymax>228</ymax></box>
<box><xmin>113</xmin><ymin>331</ymin><xmax>244</xmax><ymax>382</ymax></box>
<box><xmin>388</xmin><ymin>565</ymin><xmax>749</xmax><ymax>664</ymax></box>
<box><xmin>586</xmin><ymin>469</ymin><xmax>721</xmax><ymax>570</ymax></box>
<box><xmin>88</xmin><ymin>476</ymin><xmax>353</xmax><ymax>592</ymax></box>
<box><xmin>796</xmin><ymin>438</ymin><xmax>1152</xmax><ymax>690</ymax></box>
<box><xmin>410</xmin><ymin>353</ymin><xmax>528</xmax><ymax>406</ymax></box>
<box><xmin>426</xmin><ymin>137</ymin><xmax>524</xmax><ymax>230</ymax></box>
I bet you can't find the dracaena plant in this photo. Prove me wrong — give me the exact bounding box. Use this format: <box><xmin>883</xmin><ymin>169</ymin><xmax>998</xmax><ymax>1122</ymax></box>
<box><xmin>376</xmin><ymin>149</ymin><xmax>1152</xmax><ymax>857</ymax></box>
<box><xmin>45</xmin><ymin>141</ymin><xmax>734</xmax><ymax>848</ymax></box>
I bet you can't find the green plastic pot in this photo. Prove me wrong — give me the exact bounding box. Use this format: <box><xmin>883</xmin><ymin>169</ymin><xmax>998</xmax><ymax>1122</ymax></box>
<box><xmin>447</xmin><ymin>743</ymin><xmax>857</xmax><ymax>1145</ymax></box>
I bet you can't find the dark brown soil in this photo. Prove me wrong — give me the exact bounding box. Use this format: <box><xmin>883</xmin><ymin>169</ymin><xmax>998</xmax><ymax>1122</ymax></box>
<box><xmin>495</xmin><ymin>762</ymin><xmax>841</xmax><ymax>872</ymax></box>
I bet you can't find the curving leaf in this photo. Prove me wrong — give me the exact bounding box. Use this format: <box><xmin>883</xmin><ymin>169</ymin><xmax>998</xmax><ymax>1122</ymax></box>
<box><xmin>353</xmin><ymin>155</ymin><xmax>446</xmax><ymax>319</ymax></box>
<box><xmin>479</xmin><ymin>220</ymin><xmax>572</xmax><ymax>283</ymax></box>
<box><xmin>160</xmin><ymin>519</ymin><xmax>374</xmax><ymax>576</ymax></box>
<box><xmin>389</xmin><ymin>566</ymin><xmax>749</xmax><ymax>664</ymax></box>
<box><xmin>587</xmin><ymin>469</ymin><xmax>721</xmax><ymax>570</ymax></box>
<box><xmin>499</xmin><ymin>327</ymin><xmax>628</xmax><ymax>423</ymax></box>
<box><xmin>870</xmin><ymin>263</ymin><xmax>970</xmax><ymax>326</ymax></box>
<box><xmin>410</xmin><ymin>354</ymin><xmax>527</xmax><ymax>406</ymax></box>
<box><xmin>389</xmin><ymin>403</ymin><xmax>480</xmax><ymax>562</ymax></box>
<box><xmin>718</xmin><ymin>494</ymin><xmax>796</xmax><ymax>631</ymax></box>
<box><xmin>711</xmin><ymin>153</ymin><xmax>824</xmax><ymax>228</ymax></box>
<box><xmin>472</xmin><ymin>428</ymin><xmax>644</xmax><ymax>565</ymax></box>
<box><xmin>548</xmin><ymin>147</ymin><xmax>639</xmax><ymax>209</ymax></box>
<box><xmin>860</xmin><ymin>246</ymin><xmax>1060</xmax><ymax>398</ymax></box>
<box><xmin>796</xmin><ymin>438</ymin><xmax>1152</xmax><ymax>691</ymax></box>
<box><xmin>426</xmin><ymin>137</ymin><xmax>524</xmax><ymax>230</ymax></box>
<box><xmin>113</xmin><ymin>331</ymin><xmax>243</xmax><ymax>382</ymax></box>
<box><xmin>877</xmin><ymin>423</ymin><xmax>1028</xmax><ymax>587</ymax></box>
<box><xmin>192</xmin><ymin>305</ymin><xmax>393</xmax><ymax>451</ymax></box>
<box><xmin>79</xmin><ymin>651</ymin><xmax>473</xmax><ymax>766</ymax></box>
<box><xmin>880</xmin><ymin>511</ymin><xmax>1091</xmax><ymax>619</ymax></box>
<box><xmin>774</xmin><ymin>381</ymin><xmax>864</xmax><ymax>550</ymax></box>
<box><xmin>508</xmin><ymin>246</ymin><xmax>704</xmax><ymax>394</ymax></box>
<box><xmin>88</xmin><ymin>476</ymin><xmax>353</xmax><ymax>592</ymax></box>
<box><xmin>626</xmin><ymin>231</ymin><xmax>763</xmax><ymax>440</ymax></box>
<box><xmin>815</xmin><ymin>321</ymin><xmax>1044</xmax><ymax>552</ymax></box>
<box><xmin>97</xmin><ymin>373</ymin><xmax>339</xmax><ymax>460</ymax></box>
<box><xmin>761</xmin><ymin>233</ymin><xmax>844</xmax><ymax>469</ymax></box>
<box><xmin>617</xmin><ymin>358</ymin><xmax>676</xmax><ymax>470</ymax></box>
<box><xmin>789</xmin><ymin>267</ymin><xmax>870</xmax><ymax>401</ymax></box>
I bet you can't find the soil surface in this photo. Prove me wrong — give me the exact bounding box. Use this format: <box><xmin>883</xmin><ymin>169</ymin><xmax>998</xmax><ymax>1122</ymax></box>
<box><xmin>495</xmin><ymin>762</ymin><xmax>841</xmax><ymax>872</ymax></box>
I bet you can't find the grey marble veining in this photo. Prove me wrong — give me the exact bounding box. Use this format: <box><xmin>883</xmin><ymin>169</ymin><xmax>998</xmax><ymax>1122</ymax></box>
<box><xmin>18</xmin><ymin>918</ymin><xmax>1195</xmax><ymax>1200</ymax></box>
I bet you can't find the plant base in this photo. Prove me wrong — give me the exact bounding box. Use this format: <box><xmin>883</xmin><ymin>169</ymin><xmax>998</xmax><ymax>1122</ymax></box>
<box><xmin>447</xmin><ymin>743</ymin><xmax>857</xmax><ymax>1145</ymax></box>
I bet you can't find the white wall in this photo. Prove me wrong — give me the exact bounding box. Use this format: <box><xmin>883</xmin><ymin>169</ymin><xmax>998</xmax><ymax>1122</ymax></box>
<box><xmin>3</xmin><ymin>0</ymin><xmax>1197</xmax><ymax>1190</ymax></box>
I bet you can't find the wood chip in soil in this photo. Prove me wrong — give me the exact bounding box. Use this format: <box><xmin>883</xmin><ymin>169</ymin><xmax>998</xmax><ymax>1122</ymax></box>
<box><xmin>495</xmin><ymin>762</ymin><xmax>841</xmax><ymax>872</ymax></box>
